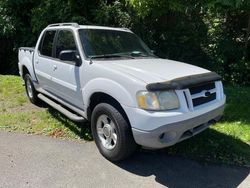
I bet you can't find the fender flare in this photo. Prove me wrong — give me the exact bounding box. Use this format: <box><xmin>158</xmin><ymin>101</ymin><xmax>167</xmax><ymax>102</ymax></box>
<box><xmin>20</xmin><ymin>57</ymin><xmax>37</xmax><ymax>82</ymax></box>
<box><xmin>82</xmin><ymin>78</ymin><xmax>135</xmax><ymax>109</ymax></box>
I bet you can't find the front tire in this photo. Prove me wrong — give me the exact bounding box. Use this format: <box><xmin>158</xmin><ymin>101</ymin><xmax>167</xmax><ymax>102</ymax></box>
<box><xmin>24</xmin><ymin>74</ymin><xmax>40</xmax><ymax>105</ymax></box>
<box><xmin>91</xmin><ymin>103</ymin><xmax>137</xmax><ymax>161</ymax></box>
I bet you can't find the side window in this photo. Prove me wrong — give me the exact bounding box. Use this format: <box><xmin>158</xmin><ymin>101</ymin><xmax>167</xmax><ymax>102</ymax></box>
<box><xmin>40</xmin><ymin>30</ymin><xmax>56</xmax><ymax>57</ymax></box>
<box><xmin>55</xmin><ymin>30</ymin><xmax>77</xmax><ymax>58</ymax></box>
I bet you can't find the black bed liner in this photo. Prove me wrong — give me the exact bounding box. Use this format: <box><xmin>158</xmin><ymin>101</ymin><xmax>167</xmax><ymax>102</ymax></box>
<box><xmin>146</xmin><ymin>72</ymin><xmax>222</xmax><ymax>91</ymax></box>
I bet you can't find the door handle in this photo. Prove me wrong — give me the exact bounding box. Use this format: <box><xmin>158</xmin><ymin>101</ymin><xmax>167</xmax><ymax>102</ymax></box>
<box><xmin>35</xmin><ymin>60</ymin><xmax>39</xmax><ymax>64</ymax></box>
<box><xmin>53</xmin><ymin>65</ymin><xmax>57</xmax><ymax>71</ymax></box>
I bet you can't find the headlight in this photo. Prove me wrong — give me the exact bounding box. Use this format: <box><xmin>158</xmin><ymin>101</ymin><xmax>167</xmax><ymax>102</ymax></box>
<box><xmin>137</xmin><ymin>90</ymin><xmax>180</xmax><ymax>110</ymax></box>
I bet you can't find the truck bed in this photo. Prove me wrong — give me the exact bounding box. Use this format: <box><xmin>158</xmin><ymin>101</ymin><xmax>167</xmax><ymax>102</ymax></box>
<box><xmin>18</xmin><ymin>47</ymin><xmax>35</xmax><ymax>78</ymax></box>
<box><xmin>19</xmin><ymin>47</ymin><xmax>35</xmax><ymax>52</ymax></box>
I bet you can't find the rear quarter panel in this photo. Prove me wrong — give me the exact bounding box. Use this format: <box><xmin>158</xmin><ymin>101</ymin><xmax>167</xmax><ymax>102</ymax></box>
<box><xmin>18</xmin><ymin>48</ymin><xmax>37</xmax><ymax>81</ymax></box>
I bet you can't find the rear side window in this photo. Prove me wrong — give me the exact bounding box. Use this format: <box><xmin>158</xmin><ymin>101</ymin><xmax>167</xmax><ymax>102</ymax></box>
<box><xmin>40</xmin><ymin>30</ymin><xmax>56</xmax><ymax>57</ymax></box>
<box><xmin>55</xmin><ymin>30</ymin><xmax>77</xmax><ymax>58</ymax></box>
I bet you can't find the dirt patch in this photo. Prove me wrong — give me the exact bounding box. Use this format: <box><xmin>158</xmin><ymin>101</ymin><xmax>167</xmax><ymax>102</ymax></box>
<box><xmin>4</xmin><ymin>103</ymin><xmax>47</xmax><ymax>114</ymax></box>
<box><xmin>49</xmin><ymin>129</ymin><xmax>65</xmax><ymax>138</ymax></box>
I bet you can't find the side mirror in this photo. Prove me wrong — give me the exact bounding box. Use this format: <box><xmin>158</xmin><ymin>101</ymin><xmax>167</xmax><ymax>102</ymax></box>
<box><xmin>59</xmin><ymin>50</ymin><xmax>81</xmax><ymax>66</ymax></box>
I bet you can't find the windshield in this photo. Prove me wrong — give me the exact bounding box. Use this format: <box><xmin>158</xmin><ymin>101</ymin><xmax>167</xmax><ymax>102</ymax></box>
<box><xmin>78</xmin><ymin>29</ymin><xmax>154</xmax><ymax>59</ymax></box>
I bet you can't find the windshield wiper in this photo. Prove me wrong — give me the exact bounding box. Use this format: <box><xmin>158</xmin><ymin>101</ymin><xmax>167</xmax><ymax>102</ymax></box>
<box><xmin>130</xmin><ymin>51</ymin><xmax>156</xmax><ymax>58</ymax></box>
<box><xmin>89</xmin><ymin>54</ymin><xmax>135</xmax><ymax>64</ymax></box>
<box><xmin>90</xmin><ymin>54</ymin><xmax>135</xmax><ymax>60</ymax></box>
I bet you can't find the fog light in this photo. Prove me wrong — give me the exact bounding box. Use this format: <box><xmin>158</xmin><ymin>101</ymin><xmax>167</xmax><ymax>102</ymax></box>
<box><xmin>159</xmin><ymin>131</ymin><xmax>177</xmax><ymax>142</ymax></box>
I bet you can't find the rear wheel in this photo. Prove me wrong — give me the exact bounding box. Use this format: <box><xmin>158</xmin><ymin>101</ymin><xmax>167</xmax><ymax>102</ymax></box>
<box><xmin>24</xmin><ymin>74</ymin><xmax>40</xmax><ymax>105</ymax></box>
<box><xmin>91</xmin><ymin>103</ymin><xmax>137</xmax><ymax>161</ymax></box>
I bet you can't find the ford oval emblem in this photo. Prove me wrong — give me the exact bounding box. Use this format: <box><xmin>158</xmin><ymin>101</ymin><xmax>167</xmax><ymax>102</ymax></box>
<box><xmin>204</xmin><ymin>91</ymin><xmax>211</xmax><ymax>97</ymax></box>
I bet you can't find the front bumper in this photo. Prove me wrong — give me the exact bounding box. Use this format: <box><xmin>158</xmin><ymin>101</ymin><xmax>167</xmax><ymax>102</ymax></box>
<box><xmin>131</xmin><ymin>105</ymin><xmax>224</xmax><ymax>149</ymax></box>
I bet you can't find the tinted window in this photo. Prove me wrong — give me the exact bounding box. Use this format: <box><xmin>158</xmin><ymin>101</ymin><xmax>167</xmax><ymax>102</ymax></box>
<box><xmin>79</xmin><ymin>29</ymin><xmax>153</xmax><ymax>58</ymax></box>
<box><xmin>40</xmin><ymin>30</ymin><xmax>56</xmax><ymax>57</ymax></box>
<box><xmin>55</xmin><ymin>30</ymin><xmax>77</xmax><ymax>58</ymax></box>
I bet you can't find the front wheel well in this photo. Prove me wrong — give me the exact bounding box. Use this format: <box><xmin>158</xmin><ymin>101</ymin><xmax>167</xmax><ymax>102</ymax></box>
<box><xmin>87</xmin><ymin>92</ymin><xmax>130</xmax><ymax>125</ymax></box>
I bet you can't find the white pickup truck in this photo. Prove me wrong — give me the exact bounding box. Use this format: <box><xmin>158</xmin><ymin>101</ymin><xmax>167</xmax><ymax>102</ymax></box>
<box><xmin>18</xmin><ymin>23</ymin><xmax>226</xmax><ymax>161</ymax></box>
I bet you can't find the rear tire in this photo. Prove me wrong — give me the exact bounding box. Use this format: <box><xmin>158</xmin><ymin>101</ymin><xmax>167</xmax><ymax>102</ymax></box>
<box><xmin>24</xmin><ymin>74</ymin><xmax>40</xmax><ymax>105</ymax></box>
<box><xmin>91</xmin><ymin>103</ymin><xmax>137</xmax><ymax>161</ymax></box>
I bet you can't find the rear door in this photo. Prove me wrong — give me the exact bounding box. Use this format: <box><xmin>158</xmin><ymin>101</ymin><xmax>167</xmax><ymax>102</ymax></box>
<box><xmin>50</xmin><ymin>29</ymin><xmax>83</xmax><ymax>109</ymax></box>
<box><xmin>34</xmin><ymin>30</ymin><xmax>57</xmax><ymax>91</ymax></box>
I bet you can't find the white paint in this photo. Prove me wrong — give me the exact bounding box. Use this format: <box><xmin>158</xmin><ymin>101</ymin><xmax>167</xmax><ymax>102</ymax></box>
<box><xmin>18</xmin><ymin>24</ymin><xmax>226</xmax><ymax>147</ymax></box>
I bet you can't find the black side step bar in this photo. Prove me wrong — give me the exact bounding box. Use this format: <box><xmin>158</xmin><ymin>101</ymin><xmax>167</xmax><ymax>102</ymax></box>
<box><xmin>38</xmin><ymin>94</ymin><xmax>85</xmax><ymax>122</ymax></box>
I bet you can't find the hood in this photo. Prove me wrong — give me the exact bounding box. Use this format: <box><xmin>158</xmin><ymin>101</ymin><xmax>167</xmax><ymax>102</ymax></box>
<box><xmin>93</xmin><ymin>58</ymin><xmax>210</xmax><ymax>84</ymax></box>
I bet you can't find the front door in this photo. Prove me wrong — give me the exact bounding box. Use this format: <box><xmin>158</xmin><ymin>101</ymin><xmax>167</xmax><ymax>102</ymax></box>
<box><xmin>50</xmin><ymin>29</ymin><xmax>83</xmax><ymax>109</ymax></box>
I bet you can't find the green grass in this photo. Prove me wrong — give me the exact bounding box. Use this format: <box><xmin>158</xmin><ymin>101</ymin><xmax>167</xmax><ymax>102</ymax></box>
<box><xmin>0</xmin><ymin>75</ymin><xmax>92</xmax><ymax>140</ymax></box>
<box><xmin>0</xmin><ymin>75</ymin><xmax>249</xmax><ymax>166</ymax></box>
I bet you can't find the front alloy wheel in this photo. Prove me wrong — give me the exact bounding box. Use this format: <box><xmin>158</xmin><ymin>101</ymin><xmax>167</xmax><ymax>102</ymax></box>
<box><xmin>91</xmin><ymin>103</ymin><xmax>137</xmax><ymax>161</ymax></box>
<box><xmin>96</xmin><ymin>114</ymin><xmax>118</xmax><ymax>150</ymax></box>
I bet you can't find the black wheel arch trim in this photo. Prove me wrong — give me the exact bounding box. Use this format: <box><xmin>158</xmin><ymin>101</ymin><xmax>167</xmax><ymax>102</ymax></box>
<box><xmin>146</xmin><ymin>72</ymin><xmax>222</xmax><ymax>91</ymax></box>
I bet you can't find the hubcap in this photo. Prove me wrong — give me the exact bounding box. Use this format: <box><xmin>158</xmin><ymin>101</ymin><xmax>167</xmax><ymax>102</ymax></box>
<box><xmin>26</xmin><ymin>79</ymin><xmax>33</xmax><ymax>98</ymax></box>
<box><xmin>96</xmin><ymin>114</ymin><xmax>117</xmax><ymax>150</ymax></box>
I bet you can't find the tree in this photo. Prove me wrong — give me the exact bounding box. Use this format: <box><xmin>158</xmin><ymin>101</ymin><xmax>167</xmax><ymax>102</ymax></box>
<box><xmin>0</xmin><ymin>0</ymin><xmax>250</xmax><ymax>84</ymax></box>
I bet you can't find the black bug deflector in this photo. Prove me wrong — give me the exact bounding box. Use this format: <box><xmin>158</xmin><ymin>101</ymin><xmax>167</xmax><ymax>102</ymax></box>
<box><xmin>146</xmin><ymin>72</ymin><xmax>222</xmax><ymax>91</ymax></box>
